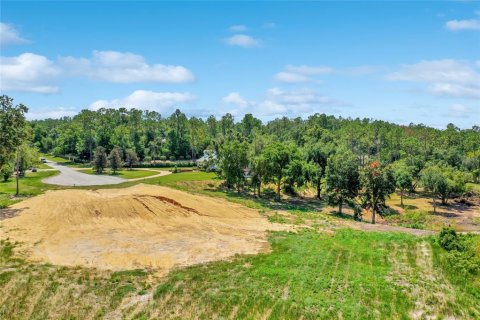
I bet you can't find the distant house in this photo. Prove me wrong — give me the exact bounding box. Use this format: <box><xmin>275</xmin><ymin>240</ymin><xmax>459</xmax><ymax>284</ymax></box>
<box><xmin>196</xmin><ymin>150</ymin><xmax>218</xmax><ymax>171</ymax></box>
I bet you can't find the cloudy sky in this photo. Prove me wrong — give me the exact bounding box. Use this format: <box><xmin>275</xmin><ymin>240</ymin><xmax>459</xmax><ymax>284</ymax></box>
<box><xmin>1</xmin><ymin>1</ymin><xmax>479</xmax><ymax>128</ymax></box>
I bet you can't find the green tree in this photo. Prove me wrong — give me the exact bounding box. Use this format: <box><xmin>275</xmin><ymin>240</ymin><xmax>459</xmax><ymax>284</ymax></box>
<box><xmin>108</xmin><ymin>147</ymin><xmax>123</xmax><ymax>174</ymax></box>
<box><xmin>218</xmin><ymin>139</ymin><xmax>249</xmax><ymax>192</ymax></box>
<box><xmin>421</xmin><ymin>165</ymin><xmax>467</xmax><ymax>212</ymax></box>
<box><xmin>93</xmin><ymin>146</ymin><xmax>108</xmax><ymax>174</ymax></box>
<box><xmin>361</xmin><ymin>161</ymin><xmax>396</xmax><ymax>224</ymax></box>
<box><xmin>125</xmin><ymin>148</ymin><xmax>139</xmax><ymax>170</ymax></box>
<box><xmin>263</xmin><ymin>142</ymin><xmax>298</xmax><ymax>199</ymax></box>
<box><xmin>421</xmin><ymin>166</ymin><xmax>445</xmax><ymax>213</ymax></box>
<box><xmin>325</xmin><ymin>151</ymin><xmax>361</xmax><ymax>215</ymax></box>
<box><xmin>394</xmin><ymin>168</ymin><xmax>413</xmax><ymax>207</ymax></box>
<box><xmin>0</xmin><ymin>95</ymin><xmax>29</xmax><ymax>195</ymax></box>
<box><xmin>1</xmin><ymin>162</ymin><xmax>13</xmax><ymax>182</ymax></box>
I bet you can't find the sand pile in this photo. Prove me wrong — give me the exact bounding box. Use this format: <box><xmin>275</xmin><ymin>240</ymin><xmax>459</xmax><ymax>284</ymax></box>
<box><xmin>0</xmin><ymin>184</ymin><xmax>283</xmax><ymax>271</ymax></box>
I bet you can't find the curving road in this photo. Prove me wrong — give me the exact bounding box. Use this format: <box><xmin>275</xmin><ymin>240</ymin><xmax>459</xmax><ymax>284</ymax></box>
<box><xmin>43</xmin><ymin>161</ymin><xmax>127</xmax><ymax>186</ymax></box>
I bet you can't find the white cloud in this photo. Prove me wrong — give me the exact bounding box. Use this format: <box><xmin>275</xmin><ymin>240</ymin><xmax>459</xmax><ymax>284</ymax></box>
<box><xmin>59</xmin><ymin>50</ymin><xmax>194</xmax><ymax>83</ymax></box>
<box><xmin>448</xmin><ymin>104</ymin><xmax>473</xmax><ymax>119</ymax></box>
<box><xmin>386</xmin><ymin>59</ymin><xmax>480</xmax><ymax>99</ymax></box>
<box><xmin>274</xmin><ymin>65</ymin><xmax>334</xmax><ymax>83</ymax></box>
<box><xmin>27</xmin><ymin>107</ymin><xmax>78</xmax><ymax>120</ymax></box>
<box><xmin>0</xmin><ymin>50</ymin><xmax>195</xmax><ymax>93</ymax></box>
<box><xmin>225</xmin><ymin>34</ymin><xmax>260</xmax><ymax>48</ymax></box>
<box><xmin>0</xmin><ymin>53</ymin><xmax>61</xmax><ymax>93</ymax></box>
<box><xmin>274</xmin><ymin>72</ymin><xmax>311</xmax><ymax>83</ymax></box>
<box><xmin>0</xmin><ymin>22</ymin><xmax>28</xmax><ymax>47</ymax></box>
<box><xmin>222</xmin><ymin>92</ymin><xmax>251</xmax><ymax>107</ymax></box>
<box><xmin>221</xmin><ymin>87</ymin><xmax>340</xmax><ymax>118</ymax></box>
<box><xmin>450</xmin><ymin>103</ymin><xmax>468</xmax><ymax>113</ymax></box>
<box><xmin>445</xmin><ymin>19</ymin><xmax>480</xmax><ymax>31</ymax></box>
<box><xmin>229</xmin><ymin>25</ymin><xmax>247</xmax><ymax>32</ymax></box>
<box><xmin>90</xmin><ymin>90</ymin><xmax>196</xmax><ymax>113</ymax></box>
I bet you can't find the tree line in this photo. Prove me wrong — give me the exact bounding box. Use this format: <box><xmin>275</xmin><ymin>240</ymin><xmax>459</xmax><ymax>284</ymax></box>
<box><xmin>1</xmin><ymin>95</ymin><xmax>479</xmax><ymax>220</ymax></box>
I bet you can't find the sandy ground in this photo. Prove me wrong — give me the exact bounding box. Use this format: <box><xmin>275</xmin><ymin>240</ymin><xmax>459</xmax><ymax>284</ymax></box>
<box><xmin>43</xmin><ymin>161</ymin><xmax>127</xmax><ymax>186</ymax></box>
<box><xmin>0</xmin><ymin>184</ymin><xmax>286</xmax><ymax>272</ymax></box>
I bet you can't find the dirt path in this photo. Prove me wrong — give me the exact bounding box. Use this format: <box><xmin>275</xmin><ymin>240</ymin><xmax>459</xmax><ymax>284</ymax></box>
<box><xmin>342</xmin><ymin>220</ymin><xmax>435</xmax><ymax>236</ymax></box>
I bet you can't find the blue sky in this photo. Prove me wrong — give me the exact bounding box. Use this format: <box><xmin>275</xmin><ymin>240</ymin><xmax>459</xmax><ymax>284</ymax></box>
<box><xmin>1</xmin><ymin>1</ymin><xmax>479</xmax><ymax>128</ymax></box>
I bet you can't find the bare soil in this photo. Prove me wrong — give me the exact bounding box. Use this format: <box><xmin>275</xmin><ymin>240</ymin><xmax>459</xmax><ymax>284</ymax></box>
<box><xmin>0</xmin><ymin>184</ymin><xmax>286</xmax><ymax>272</ymax></box>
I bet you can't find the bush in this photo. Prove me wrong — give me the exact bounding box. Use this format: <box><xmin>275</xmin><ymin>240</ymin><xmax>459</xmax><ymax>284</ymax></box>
<box><xmin>437</xmin><ymin>227</ymin><xmax>480</xmax><ymax>276</ymax></box>
<box><xmin>178</xmin><ymin>156</ymin><xmax>185</xmax><ymax>160</ymax></box>
<box><xmin>185</xmin><ymin>154</ymin><xmax>192</xmax><ymax>160</ymax></box>
<box><xmin>0</xmin><ymin>163</ymin><xmax>14</xmax><ymax>182</ymax></box>
<box><xmin>169</xmin><ymin>156</ymin><xmax>176</xmax><ymax>161</ymax></box>
<box><xmin>438</xmin><ymin>226</ymin><xmax>463</xmax><ymax>251</ymax></box>
<box><xmin>159</xmin><ymin>155</ymin><xmax>167</xmax><ymax>161</ymax></box>
<box><xmin>131</xmin><ymin>161</ymin><xmax>196</xmax><ymax>168</ymax></box>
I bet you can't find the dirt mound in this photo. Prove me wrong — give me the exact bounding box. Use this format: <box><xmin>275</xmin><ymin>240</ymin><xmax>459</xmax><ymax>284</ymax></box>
<box><xmin>0</xmin><ymin>184</ymin><xmax>284</xmax><ymax>272</ymax></box>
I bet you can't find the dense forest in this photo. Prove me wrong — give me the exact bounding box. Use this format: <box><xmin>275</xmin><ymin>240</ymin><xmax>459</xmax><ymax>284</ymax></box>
<box><xmin>2</xmin><ymin>96</ymin><xmax>480</xmax><ymax>222</ymax></box>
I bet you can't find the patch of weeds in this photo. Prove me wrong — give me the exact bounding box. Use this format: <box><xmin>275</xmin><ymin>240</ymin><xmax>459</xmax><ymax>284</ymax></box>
<box><xmin>268</xmin><ymin>212</ymin><xmax>288</xmax><ymax>224</ymax></box>
<box><xmin>0</xmin><ymin>270</ymin><xmax>15</xmax><ymax>285</ymax></box>
<box><xmin>153</xmin><ymin>283</ymin><xmax>173</xmax><ymax>299</ymax></box>
<box><xmin>385</xmin><ymin>210</ymin><xmax>430</xmax><ymax>229</ymax></box>
<box><xmin>0</xmin><ymin>240</ymin><xmax>14</xmax><ymax>260</ymax></box>
<box><xmin>111</xmin><ymin>284</ymin><xmax>136</xmax><ymax>307</ymax></box>
<box><xmin>111</xmin><ymin>269</ymin><xmax>147</xmax><ymax>278</ymax></box>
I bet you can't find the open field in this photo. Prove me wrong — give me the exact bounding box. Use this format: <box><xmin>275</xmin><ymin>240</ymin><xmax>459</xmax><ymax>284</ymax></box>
<box><xmin>1</xmin><ymin>229</ymin><xmax>479</xmax><ymax>319</ymax></box>
<box><xmin>1</xmin><ymin>172</ymin><xmax>479</xmax><ymax>319</ymax></box>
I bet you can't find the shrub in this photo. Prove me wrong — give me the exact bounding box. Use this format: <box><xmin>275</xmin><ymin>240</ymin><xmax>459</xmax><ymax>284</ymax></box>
<box><xmin>169</xmin><ymin>156</ymin><xmax>176</xmax><ymax>161</ymax></box>
<box><xmin>159</xmin><ymin>155</ymin><xmax>167</xmax><ymax>161</ymax></box>
<box><xmin>0</xmin><ymin>163</ymin><xmax>14</xmax><ymax>182</ymax></box>
<box><xmin>178</xmin><ymin>156</ymin><xmax>185</xmax><ymax>160</ymax></box>
<box><xmin>172</xmin><ymin>164</ymin><xmax>181</xmax><ymax>173</ymax></box>
<box><xmin>438</xmin><ymin>226</ymin><xmax>463</xmax><ymax>251</ymax></box>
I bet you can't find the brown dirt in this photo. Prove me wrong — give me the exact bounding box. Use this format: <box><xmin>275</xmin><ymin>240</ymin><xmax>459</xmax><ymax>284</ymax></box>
<box><xmin>0</xmin><ymin>184</ymin><xmax>286</xmax><ymax>272</ymax></box>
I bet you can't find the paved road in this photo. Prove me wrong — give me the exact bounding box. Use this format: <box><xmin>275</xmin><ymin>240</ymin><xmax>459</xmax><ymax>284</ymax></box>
<box><xmin>43</xmin><ymin>161</ymin><xmax>127</xmax><ymax>186</ymax></box>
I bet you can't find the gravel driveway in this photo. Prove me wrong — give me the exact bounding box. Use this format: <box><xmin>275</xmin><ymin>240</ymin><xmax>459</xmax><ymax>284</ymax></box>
<box><xmin>43</xmin><ymin>161</ymin><xmax>126</xmax><ymax>186</ymax></box>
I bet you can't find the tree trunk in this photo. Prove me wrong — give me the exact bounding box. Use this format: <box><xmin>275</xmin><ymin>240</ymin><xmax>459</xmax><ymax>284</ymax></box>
<box><xmin>316</xmin><ymin>177</ymin><xmax>321</xmax><ymax>199</ymax></box>
<box><xmin>257</xmin><ymin>181</ymin><xmax>261</xmax><ymax>197</ymax></box>
<box><xmin>15</xmin><ymin>151</ymin><xmax>19</xmax><ymax>196</ymax></box>
<box><xmin>400</xmin><ymin>190</ymin><xmax>404</xmax><ymax>207</ymax></box>
<box><xmin>372</xmin><ymin>208</ymin><xmax>376</xmax><ymax>224</ymax></box>
<box><xmin>277</xmin><ymin>179</ymin><xmax>281</xmax><ymax>200</ymax></box>
<box><xmin>432</xmin><ymin>197</ymin><xmax>436</xmax><ymax>213</ymax></box>
<box><xmin>338</xmin><ymin>201</ymin><xmax>342</xmax><ymax>214</ymax></box>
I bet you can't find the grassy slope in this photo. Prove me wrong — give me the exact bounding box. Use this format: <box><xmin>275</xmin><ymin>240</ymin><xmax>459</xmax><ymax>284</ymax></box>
<box><xmin>1</xmin><ymin>230</ymin><xmax>479</xmax><ymax>319</ymax></box>
<box><xmin>82</xmin><ymin>168</ymin><xmax>159</xmax><ymax>179</ymax></box>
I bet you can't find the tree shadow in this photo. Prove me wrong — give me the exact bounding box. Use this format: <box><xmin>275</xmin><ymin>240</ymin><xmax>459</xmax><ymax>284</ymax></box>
<box><xmin>0</xmin><ymin>207</ymin><xmax>24</xmax><ymax>220</ymax></box>
<box><xmin>209</xmin><ymin>186</ymin><xmax>325</xmax><ymax>212</ymax></box>
<box><xmin>329</xmin><ymin>210</ymin><xmax>355</xmax><ymax>220</ymax></box>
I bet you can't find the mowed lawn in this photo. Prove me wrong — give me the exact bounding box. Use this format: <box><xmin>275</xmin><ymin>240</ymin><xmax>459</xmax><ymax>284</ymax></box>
<box><xmin>1</xmin><ymin>230</ymin><xmax>479</xmax><ymax>319</ymax></box>
<box><xmin>81</xmin><ymin>168</ymin><xmax>160</xmax><ymax>179</ymax></box>
<box><xmin>0</xmin><ymin>171</ymin><xmax>60</xmax><ymax>208</ymax></box>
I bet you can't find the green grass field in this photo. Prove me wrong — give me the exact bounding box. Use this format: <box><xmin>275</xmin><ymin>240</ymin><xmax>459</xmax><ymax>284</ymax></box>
<box><xmin>82</xmin><ymin>168</ymin><xmax>160</xmax><ymax>179</ymax></box>
<box><xmin>1</xmin><ymin>230</ymin><xmax>478</xmax><ymax>319</ymax></box>
<box><xmin>35</xmin><ymin>162</ymin><xmax>52</xmax><ymax>169</ymax></box>
<box><xmin>0</xmin><ymin>171</ymin><xmax>60</xmax><ymax>208</ymax></box>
